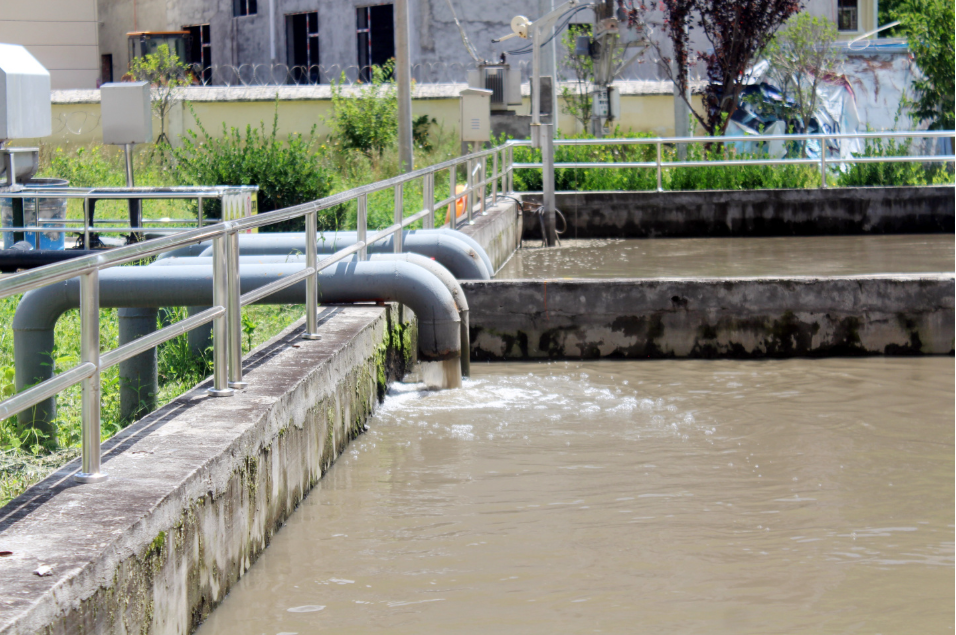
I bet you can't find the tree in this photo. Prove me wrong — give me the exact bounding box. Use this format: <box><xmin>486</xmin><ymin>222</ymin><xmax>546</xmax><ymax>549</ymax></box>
<box><xmin>127</xmin><ymin>44</ymin><xmax>190</xmax><ymax>146</ymax></box>
<box><xmin>893</xmin><ymin>0</ymin><xmax>954</xmax><ymax>131</ymax></box>
<box><xmin>763</xmin><ymin>12</ymin><xmax>841</xmax><ymax>150</ymax></box>
<box><xmin>559</xmin><ymin>28</ymin><xmax>596</xmax><ymax>132</ymax></box>
<box><xmin>633</xmin><ymin>0</ymin><xmax>800</xmax><ymax>136</ymax></box>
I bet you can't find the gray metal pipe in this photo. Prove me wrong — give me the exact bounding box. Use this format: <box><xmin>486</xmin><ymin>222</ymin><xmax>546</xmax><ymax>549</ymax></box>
<box><xmin>14</xmin><ymin>261</ymin><xmax>460</xmax><ymax>435</ymax></box>
<box><xmin>117</xmin><ymin>308</ymin><xmax>159</xmax><ymax>422</ymax></box>
<box><xmin>152</xmin><ymin>253</ymin><xmax>473</xmax><ymax>377</ymax></box>
<box><xmin>157</xmin><ymin>230</ymin><xmax>492</xmax><ymax>280</ymax></box>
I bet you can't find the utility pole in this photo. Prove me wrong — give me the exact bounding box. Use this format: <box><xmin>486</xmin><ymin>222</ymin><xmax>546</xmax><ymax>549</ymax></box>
<box><xmin>670</xmin><ymin>24</ymin><xmax>691</xmax><ymax>159</ymax></box>
<box><xmin>395</xmin><ymin>0</ymin><xmax>414</xmax><ymax>172</ymax></box>
<box><xmin>495</xmin><ymin>1</ymin><xmax>579</xmax><ymax>247</ymax></box>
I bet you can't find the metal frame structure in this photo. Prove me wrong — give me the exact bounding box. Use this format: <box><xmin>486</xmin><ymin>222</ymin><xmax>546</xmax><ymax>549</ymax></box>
<box><xmin>0</xmin><ymin>146</ymin><xmax>512</xmax><ymax>484</ymax></box>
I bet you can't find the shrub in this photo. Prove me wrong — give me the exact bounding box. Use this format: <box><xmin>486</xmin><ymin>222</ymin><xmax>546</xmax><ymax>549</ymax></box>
<box><xmin>169</xmin><ymin>100</ymin><xmax>338</xmax><ymax>231</ymax></box>
<box><xmin>836</xmin><ymin>137</ymin><xmax>950</xmax><ymax>186</ymax></box>
<box><xmin>326</xmin><ymin>63</ymin><xmax>398</xmax><ymax>156</ymax></box>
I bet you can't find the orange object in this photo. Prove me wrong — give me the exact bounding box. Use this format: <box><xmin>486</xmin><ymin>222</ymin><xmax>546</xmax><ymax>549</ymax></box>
<box><xmin>445</xmin><ymin>184</ymin><xmax>467</xmax><ymax>225</ymax></box>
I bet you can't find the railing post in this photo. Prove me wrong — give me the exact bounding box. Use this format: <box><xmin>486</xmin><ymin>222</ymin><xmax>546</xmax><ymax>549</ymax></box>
<box><xmin>208</xmin><ymin>235</ymin><xmax>234</xmax><ymax>397</ymax></box>
<box><xmin>424</xmin><ymin>173</ymin><xmax>435</xmax><ymax>229</ymax></box>
<box><xmin>492</xmin><ymin>151</ymin><xmax>498</xmax><ymax>206</ymax></box>
<box><xmin>465</xmin><ymin>158</ymin><xmax>474</xmax><ymax>225</ymax></box>
<box><xmin>303</xmin><ymin>209</ymin><xmax>322</xmax><ymax>340</ymax></box>
<box><xmin>75</xmin><ymin>268</ymin><xmax>107</xmax><ymax>483</ymax></box>
<box><xmin>226</xmin><ymin>229</ymin><xmax>248</xmax><ymax>387</ymax></box>
<box><xmin>820</xmin><ymin>135</ymin><xmax>828</xmax><ymax>188</ymax></box>
<box><xmin>448</xmin><ymin>165</ymin><xmax>456</xmax><ymax>227</ymax></box>
<box><xmin>541</xmin><ymin>124</ymin><xmax>557</xmax><ymax>246</ymax></box>
<box><xmin>508</xmin><ymin>146</ymin><xmax>514</xmax><ymax>193</ymax></box>
<box><xmin>83</xmin><ymin>197</ymin><xmax>91</xmax><ymax>249</ymax></box>
<box><xmin>197</xmin><ymin>196</ymin><xmax>204</xmax><ymax>228</ymax></box>
<box><xmin>656</xmin><ymin>141</ymin><xmax>663</xmax><ymax>192</ymax></box>
<box><xmin>357</xmin><ymin>193</ymin><xmax>368</xmax><ymax>260</ymax></box>
<box><xmin>394</xmin><ymin>183</ymin><xmax>404</xmax><ymax>253</ymax></box>
<box><xmin>480</xmin><ymin>155</ymin><xmax>487</xmax><ymax>215</ymax></box>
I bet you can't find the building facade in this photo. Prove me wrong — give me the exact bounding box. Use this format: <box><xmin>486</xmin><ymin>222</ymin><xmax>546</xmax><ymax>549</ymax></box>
<box><xmin>95</xmin><ymin>0</ymin><xmax>883</xmax><ymax>87</ymax></box>
<box><xmin>0</xmin><ymin>0</ymin><xmax>100</xmax><ymax>89</ymax></box>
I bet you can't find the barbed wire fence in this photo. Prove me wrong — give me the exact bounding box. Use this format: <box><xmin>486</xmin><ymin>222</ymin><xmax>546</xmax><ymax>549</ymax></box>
<box><xmin>180</xmin><ymin>58</ymin><xmax>705</xmax><ymax>88</ymax></box>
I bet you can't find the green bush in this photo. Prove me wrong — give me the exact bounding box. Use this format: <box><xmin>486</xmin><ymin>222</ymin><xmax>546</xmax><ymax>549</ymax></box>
<box><xmin>666</xmin><ymin>142</ymin><xmax>820</xmax><ymax>190</ymax></box>
<box><xmin>326</xmin><ymin>63</ymin><xmax>398</xmax><ymax>156</ymax></box>
<box><xmin>169</xmin><ymin>100</ymin><xmax>337</xmax><ymax>231</ymax></box>
<box><xmin>836</xmin><ymin>137</ymin><xmax>950</xmax><ymax>187</ymax></box>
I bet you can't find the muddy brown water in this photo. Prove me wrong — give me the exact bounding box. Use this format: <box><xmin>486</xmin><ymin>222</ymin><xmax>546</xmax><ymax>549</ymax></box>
<box><xmin>197</xmin><ymin>358</ymin><xmax>954</xmax><ymax>634</ymax></box>
<box><xmin>496</xmin><ymin>235</ymin><xmax>955</xmax><ymax>279</ymax></box>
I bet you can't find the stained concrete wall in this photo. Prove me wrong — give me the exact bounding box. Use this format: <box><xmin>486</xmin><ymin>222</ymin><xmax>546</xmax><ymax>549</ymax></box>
<box><xmin>464</xmin><ymin>276</ymin><xmax>955</xmax><ymax>360</ymax></box>
<box><xmin>521</xmin><ymin>187</ymin><xmax>956</xmax><ymax>239</ymax></box>
<box><xmin>0</xmin><ymin>304</ymin><xmax>413</xmax><ymax>635</ymax></box>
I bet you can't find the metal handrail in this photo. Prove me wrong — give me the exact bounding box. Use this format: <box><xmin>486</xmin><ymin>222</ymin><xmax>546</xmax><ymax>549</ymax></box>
<box><xmin>510</xmin><ymin>130</ymin><xmax>955</xmax><ymax>191</ymax></box>
<box><xmin>0</xmin><ymin>143</ymin><xmax>515</xmax><ymax>484</ymax></box>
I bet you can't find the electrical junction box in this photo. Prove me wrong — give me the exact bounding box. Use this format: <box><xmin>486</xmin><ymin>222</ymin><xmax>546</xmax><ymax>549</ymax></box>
<box><xmin>469</xmin><ymin>65</ymin><xmax>522</xmax><ymax>110</ymax></box>
<box><xmin>460</xmin><ymin>87</ymin><xmax>492</xmax><ymax>143</ymax></box>
<box><xmin>0</xmin><ymin>43</ymin><xmax>51</xmax><ymax>141</ymax></box>
<box><xmin>592</xmin><ymin>87</ymin><xmax>609</xmax><ymax>118</ymax></box>
<box><xmin>101</xmin><ymin>81</ymin><xmax>153</xmax><ymax>145</ymax></box>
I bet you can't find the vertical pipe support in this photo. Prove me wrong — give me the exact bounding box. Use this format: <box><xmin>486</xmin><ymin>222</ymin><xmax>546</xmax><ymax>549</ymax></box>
<box><xmin>208</xmin><ymin>236</ymin><xmax>234</xmax><ymax>397</ymax></box>
<box><xmin>303</xmin><ymin>209</ymin><xmax>322</xmax><ymax>340</ymax></box>
<box><xmin>75</xmin><ymin>269</ymin><xmax>107</xmax><ymax>483</ymax></box>
<box><xmin>357</xmin><ymin>193</ymin><xmax>368</xmax><ymax>260</ymax></box>
<box><xmin>656</xmin><ymin>141</ymin><xmax>663</xmax><ymax>192</ymax></box>
<box><xmin>226</xmin><ymin>230</ymin><xmax>248</xmax><ymax>387</ymax></box>
<box><xmin>423</xmin><ymin>172</ymin><xmax>435</xmax><ymax>229</ymax></box>
<box><xmin>394</xmin><ymin>183</ymin><xmax>404</xmax><ymax>253</ymax></box>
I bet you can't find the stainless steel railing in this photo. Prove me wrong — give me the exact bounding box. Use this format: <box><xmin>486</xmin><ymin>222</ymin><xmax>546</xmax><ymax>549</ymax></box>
<box><xmin>0</xmin><ymin>145</ymin><xmax>515</xmax><ymax>483</ymax></box>
<box><xmin>510</xmin><ymin>130</ymin><xmax>955</xmax><ymax>191</ymax></box>
<box><xmin>0</xmin><ymin>186</ymin><xmax>259</xmax><ymax>249</ymax></box>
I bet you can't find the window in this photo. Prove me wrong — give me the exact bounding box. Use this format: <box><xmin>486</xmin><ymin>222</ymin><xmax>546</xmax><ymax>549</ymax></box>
<box><xmin>184</xmin><ymin>24</ymin><xmax>212</xmax><ymax>83</ymax></box>
<box><xmin>287</xmin><ymin>12</ymin><xmax>320</xmax><ymax>83</ymax></box>
<box><xmin>234</xmin><ymin>0</ymin><xmax>257</xmax><ymax>17</ymax></box>
<box><xmin>356</xmin><ymin>4</ymin><xmax>394</xmax><ymax>82</ymax></box>
<box><xmin>837</xmin><ymin>0</ymin><xmax>858</xmax><ymax>31</ymax></box>
<box><xmin>100</xmin><ymin>54</ymin><xmax>113</xmax><ymax>85</ymax></box>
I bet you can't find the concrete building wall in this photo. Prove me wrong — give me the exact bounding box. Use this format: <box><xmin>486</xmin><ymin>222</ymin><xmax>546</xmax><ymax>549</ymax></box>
<box><xmin>0</xmin><ymin>0</ymin><xmax>100</xmax><ymax>89</ymax></box>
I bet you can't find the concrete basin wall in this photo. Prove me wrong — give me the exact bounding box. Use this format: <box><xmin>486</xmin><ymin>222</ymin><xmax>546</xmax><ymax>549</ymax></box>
<box><xmin>521</xmin><ymin>186</ymin><xmax>955</xmax><ymax>239</ymax></box>
<box><xmin>457</xmin><ymin>199</ymin><xmax>523</xmax><ymax>274</ymax></box>
<box><xmin>0</xmin><ymin>305</ymin><xmax>414</xmax><ymax>635</ymax></box>
<box><xmin>464</xmin><ymin>276</ymin><xmax>955</xmax><ymax>360</ymax></box>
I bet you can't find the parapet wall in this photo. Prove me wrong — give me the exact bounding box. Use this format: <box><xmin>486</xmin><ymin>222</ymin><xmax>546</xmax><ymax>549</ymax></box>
<box><xmin>457</xmin><ymin>199</ymin><xmax>523</xmax><ymax>274</ymax></box>
<box><xmin>522</xmin><ymin>186</ymin><xmax>955</xmax><ymax>239</ymax></box>
<box><xmin>465</xmin><ymin>276</ymin><xmax>955</xmax><ymax>360</ymax></box>
<box><xmin>0</xmin><ymin>305</ymin><xmax>412</xmax><ymax>635</ymax></box>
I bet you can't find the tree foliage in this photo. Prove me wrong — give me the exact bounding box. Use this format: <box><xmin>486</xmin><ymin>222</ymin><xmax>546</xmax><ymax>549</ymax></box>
<box><xmin>559</xmin><ymin>28</ymin><xmax>596</xmax><ymax>132</ymax></box>
<box><xmin>636</xmin><ymin>0</ymin><xmax>800</xmax><ymax>135</ymax></box>
<box><xmin>126</xmin><ymin>44</ymin><xmax>190</xmax><ymax>146</ymax></box>
<box><xmin>763</xmin><ymin>12</ymin><xmax>841</xmax><ymax>147</ymax></box>
<box><xmin>892</xmin><ymin>0</ymin><xmax>954</xmax><ymax>130</ymax></box>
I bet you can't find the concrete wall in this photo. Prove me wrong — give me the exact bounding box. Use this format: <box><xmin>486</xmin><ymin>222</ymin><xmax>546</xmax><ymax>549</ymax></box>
<box><xmin>0</xmin><ymin>0</ymin><xmax>100</xmax><ymax>90</ymax></box>
<box><xmin>458</xmin><ymin>199</ymin><xmax>523</xmax><ymax>274</ymax></box>
<box><xmin>464</xmin><ymin>275</ymin><xmax>955</xmax><ymax>360</ymax></box>
<box><xmin>0</xmin><ymin>304</ymin><xmax>413</xmax><ymax>635</ymax></box>
<box><xmin>34</xmin><ymin>83</ymin><xmax>692</xmax><ymax>148</ymax></box>
<box><xmin>521</xmin><ymin>187</ymin><xmax>955</xmax><ymax>239</ymax></box>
